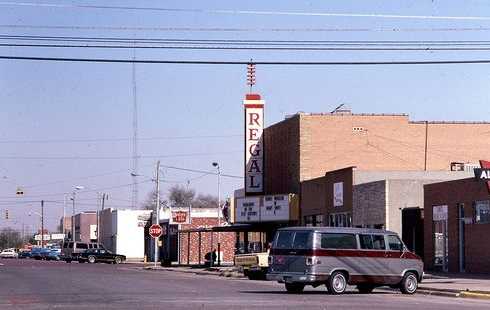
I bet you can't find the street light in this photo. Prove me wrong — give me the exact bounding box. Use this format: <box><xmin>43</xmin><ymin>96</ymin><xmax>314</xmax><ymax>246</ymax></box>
<box><xmin>71</xmin><ymin>186</ymin><xmax>84</xmax><ymax>241</ymax></box>
<box><xmin>212</xmin><ymin>162</ymin><xmax>221</xmax><ymax>266</ymax></box>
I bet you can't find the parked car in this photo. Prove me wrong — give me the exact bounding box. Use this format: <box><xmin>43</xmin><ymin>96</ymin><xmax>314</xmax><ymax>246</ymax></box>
<box><xmin>0</xmin><ymin>248</ymin><xmax>19</xmax><ymax>259</ymax></box>
<box><xmin>43</xmin><ymin>248</ymin><xmax>61</xmax><ymax>261</ymax></box>
<box><xmin>267</xmin><ymin>227</ymin><xmax>423</xmax><ymax>295</ymax></box>
<box><xmin>31</xmin><ymin>247</ymin><xmax>51</xmax><ymax>260</ymax></box>
<box><xmin>62</xmin><ymin>242</ymin><xmax>105</xmax><ymax>263</ymax></box>
<box><xmin>18</xmin><ymin>250</ymin><xmax>32</xmax><ymax>259</ymax></box>
<box><xmin>78</xmin><ymin>249</ymin><xmax>126</xmax><ymax>264</ymax></box>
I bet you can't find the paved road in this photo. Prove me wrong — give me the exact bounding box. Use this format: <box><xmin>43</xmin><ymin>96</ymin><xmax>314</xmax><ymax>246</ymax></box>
<box><xmin>1</xmin><ymin>258</ymin><xmax>490</xmax><ymax>309</ymax></box>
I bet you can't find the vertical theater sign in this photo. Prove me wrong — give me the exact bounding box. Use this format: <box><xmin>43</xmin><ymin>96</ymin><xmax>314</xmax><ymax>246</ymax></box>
<box><xmin>244</xmin><ymin>93</ymin><xmax>264</xmax><ymax>194</ymax></box>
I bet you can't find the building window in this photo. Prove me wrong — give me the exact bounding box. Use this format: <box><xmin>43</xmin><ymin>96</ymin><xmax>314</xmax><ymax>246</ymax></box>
<box><xmin>328</xmin><ymin>213</ymin><xmax>352</xmax><ymax>227</ymax></box>
<box><xmin>474</xmin><ymin>200</ymin><xmax>490</xmax><ymax>224</ymax></box>
<box><xmin>304</xmin><ymin>214</ymin><xmax>324</xmax><ymax>227</ymax></box>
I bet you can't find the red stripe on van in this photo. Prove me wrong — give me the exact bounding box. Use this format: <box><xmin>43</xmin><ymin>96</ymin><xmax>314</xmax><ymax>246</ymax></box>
<box><xmin>270</xmin><ymin>248</ymin><xmax>420</xmax><ymax>260</ymax></box>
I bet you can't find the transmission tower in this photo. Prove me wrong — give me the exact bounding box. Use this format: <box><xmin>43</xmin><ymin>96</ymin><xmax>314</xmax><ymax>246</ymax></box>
<box><xmin>131</xmin><ymin>49</ymin><xmax>139</xmax><ymax>208</ymax></box>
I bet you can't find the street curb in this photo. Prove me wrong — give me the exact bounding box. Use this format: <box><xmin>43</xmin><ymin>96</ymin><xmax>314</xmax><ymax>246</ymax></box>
<box><xmin>416</xmin><ymin>289</ymin><xmax>460</xmax><ymax>298</ymax></box>
<box><xmin>459</xmin><ymin>291</ymin><xmax>490</xmax><ymax>300</ymax></box>
<box><xmin>142</xmin><ymin>266</ymin><xmax>246</xmax><ymax>279</ymax></box>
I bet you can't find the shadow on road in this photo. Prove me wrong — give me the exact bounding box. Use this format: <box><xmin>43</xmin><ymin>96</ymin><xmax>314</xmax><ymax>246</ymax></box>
<box><xmin>238</xmin><ymin>290</ymin><xmax>392</xmax><ymax>295</ymax></box>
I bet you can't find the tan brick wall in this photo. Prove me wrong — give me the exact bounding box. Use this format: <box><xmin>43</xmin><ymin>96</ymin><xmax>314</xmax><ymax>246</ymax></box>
<box><xmin>265</xmin><ymin>113</ymin><xmax>490</xmax><ymax>194</ymax></box>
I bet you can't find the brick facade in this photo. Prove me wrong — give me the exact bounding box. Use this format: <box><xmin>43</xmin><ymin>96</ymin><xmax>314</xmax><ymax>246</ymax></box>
<box><xmin>424</xmin><ymin>178</ymin><xmax>490</xmax><ymax>273</ymax></box>
<box><xmin>265</xmin><ymin>112</ymin><xmax>490</xmax><ymax>195</ymax></box>
<box><xmin>178</xmin><ymin>217</ymin><xmax>235</xmax><ymax>264</ymax></box>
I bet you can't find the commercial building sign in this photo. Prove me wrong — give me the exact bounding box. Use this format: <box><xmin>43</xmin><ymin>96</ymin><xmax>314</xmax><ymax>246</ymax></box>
<box><xmin>333</xmin><ymin>182</ymin><xmax>344</xmax><ymax>207</ymax></box>
<box><xmin>236</xmin><ymin>197</ymin><xmax>260</xmax><ymax>222</ymax></box>
<box><xmin>236</xmin><ymin>195</ymin><xmax>291</xmax><ymax>222</ymax></box>
<box><xmin>475</xmin><ymin>160</ymin><xmax>490</xmax><ymax>193</ymax></box>
<box><xmin>170</xmin><ymin>209</ymin><xmax>191</xmax><ymax>224</ymax></box>
<box><xmin>262</xmin><ymin>195</ymin><xmax>289</xmax><ymax>221</ymax></box>
<box><xmin>433</xmin><ymin>205</ymin><xmax>448</xmax><ymax>221</ymax></box>
<box><xmin>244</xmin><ymin>94</ymin><xmax>264</xmax><ymax>194</ymax></box>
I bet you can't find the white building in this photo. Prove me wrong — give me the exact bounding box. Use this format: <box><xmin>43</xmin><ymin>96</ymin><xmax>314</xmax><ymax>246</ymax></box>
<box><xmin>99</xmin><ymin>208</ymin><xmax>152</xmax><ymax>261</ymax></box>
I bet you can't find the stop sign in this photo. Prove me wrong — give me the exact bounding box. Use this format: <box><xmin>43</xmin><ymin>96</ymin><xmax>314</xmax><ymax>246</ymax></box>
<box><xmin>149</xmin><ymin>224</ymin><xmax>163</xmax><ymax>239</ymax></box>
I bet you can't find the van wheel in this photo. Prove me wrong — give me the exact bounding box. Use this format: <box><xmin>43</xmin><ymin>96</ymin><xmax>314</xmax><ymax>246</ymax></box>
<box><xmin>113</xmin><ymin>257</ymin><xmax>122</xmax><ymax>264</ymax></box>
<box><xmin>285</xmin><ymin>283</ymin><xmax>305</xmax><ymax>293</ymax></box>
<box><xmin>65</xmin><ymin>259</ymin><xmax>72</xmax><ymax>263</ymax></box>
<box><xmin>327</xmin><ymin>271</ymin><xmax>348</xmax><ymax>294</ymax></box>
<box><xmin>357</xmin><ymin>284</ymin><xmax>375</xmax><ymax>294</ymax></box>
<box><xmin>400</xmin><ymin>272</ymin><xmax>418</xmax><ymax>294</ymax></box>
<box><xmin>88</xmin><ymin>256</ymin><xmax>96</xmax><ymax>264</ymax></box>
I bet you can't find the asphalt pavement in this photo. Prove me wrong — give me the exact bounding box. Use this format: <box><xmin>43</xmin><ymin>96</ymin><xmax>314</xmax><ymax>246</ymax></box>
<box><xmin>1</xmin><ymin>258</ymin><xmax>490</xmax><ymax>309</ymax></box>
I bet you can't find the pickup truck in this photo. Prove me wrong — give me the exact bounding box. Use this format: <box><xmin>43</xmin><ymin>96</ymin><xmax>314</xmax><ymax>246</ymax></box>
<box><xmin>234</xmin><ymin>251</ymin><xmax>269</xmax><ymax>280</ymax></box>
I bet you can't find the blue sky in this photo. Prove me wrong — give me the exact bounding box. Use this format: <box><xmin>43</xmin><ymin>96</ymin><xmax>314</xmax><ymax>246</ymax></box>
<box><xmin>1</xmin><ymin>0</ymin><xmax>490</xmax><ymax>231</ymax></box>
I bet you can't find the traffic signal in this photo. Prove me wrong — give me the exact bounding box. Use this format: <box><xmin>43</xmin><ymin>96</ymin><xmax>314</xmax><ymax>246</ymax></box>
<box><xmin>5</xmin><ymin>209</ymin><xmax>9</xmax><ymax>220</ymax></box>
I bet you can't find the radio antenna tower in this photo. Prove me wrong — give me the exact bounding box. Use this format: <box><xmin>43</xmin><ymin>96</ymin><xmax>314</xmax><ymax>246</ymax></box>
<box><xmin>247</xmin><ymin>59</ymin><xmax>256</xmax><ymax>93</ymax></box>
<box><xmin>131</xmin><ymin>48</ymin><xmax>139</xmax><ymax>208</ymax></box>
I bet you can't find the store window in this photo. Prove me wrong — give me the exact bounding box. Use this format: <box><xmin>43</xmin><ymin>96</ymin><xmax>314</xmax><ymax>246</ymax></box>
<box><xmin>328</xmin><ymin>213</ymin><xmax>352</xmax><ymax>227</ymax></box>
<box><xmin>474</xmin><ymin>200</ymin><xmax>490</xmax><ymax>223</ymax></box>
<box><xmin>304</xmin><ymin>214</ymin><xmax>324</xmax><ymax>227</ymax></box>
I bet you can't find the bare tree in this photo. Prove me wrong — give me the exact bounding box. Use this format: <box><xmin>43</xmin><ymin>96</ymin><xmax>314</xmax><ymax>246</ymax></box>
<box><xmin>141</xmin><ymin>189</ymin><xmax>167</xmax><ymax>210</ymax></box>
<box><xmin>193</xmin><ymin>193</ymin><xmax>218</xmax><ymax>209</ymax></box>
<box><xmin>0</xmin><ymin>228</ymin><xmax>23</xmax><ymax>249</ymax></box>
<box><xmin>168</xmin><ymin>185</ymin><xmax>195</xmax><ymax>208</ymax></box>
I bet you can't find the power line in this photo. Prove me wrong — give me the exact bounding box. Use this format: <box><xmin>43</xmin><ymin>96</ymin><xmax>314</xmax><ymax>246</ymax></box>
<box><xmin>5</xmin><ymin>35</ymin><xmax>490</xmax><ymax>45</ymax></box>
<box><xmin>6</xmin><ymin>43</ymin><xmax>490</xmax><ymax>51</ymax></box>
<box><xmin>1</xmin><ymin>24</ymin><xmax>490</xmax><ymax>33</ymax></box>
<box><xmin>159</xmin><ymin>164</ymin><xmax>243</xmax><ymax>179</ymax></box>
<box><xmin>0</xmin><ymin>134</ymin><xmax>242</xmax><ymax>144</ymax></box>
<box><xmin>2</xmin><ymin>2</ymin><xmax>490</xmax><ymax>21</ymax></box>
<box><xmin>0</xmin><ymin>150</ymin><xmax>242</xmax><ymax>160</ymax></box>
<box><xmin>3</xmin><ymin>55</ymin><xmax>490</xmax><ymax>65</ymax></box>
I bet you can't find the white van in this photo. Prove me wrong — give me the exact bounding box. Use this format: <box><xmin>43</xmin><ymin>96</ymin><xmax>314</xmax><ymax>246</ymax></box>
<box><xmin>267</xmin><ymin>227</ymin><xmax>423</xmax><ymax>294</ymax></box>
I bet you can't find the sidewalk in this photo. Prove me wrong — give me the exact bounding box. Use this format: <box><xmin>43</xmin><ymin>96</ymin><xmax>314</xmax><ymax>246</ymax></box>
<box><xmin>418</xmin><ymin>273</ymin><xmax>490</xmax><ymax>299</ymax></box>
<box><xmin>142</xmin><ymin>265</ymin><xmax>245</xmax><ymax>278</ymax></box>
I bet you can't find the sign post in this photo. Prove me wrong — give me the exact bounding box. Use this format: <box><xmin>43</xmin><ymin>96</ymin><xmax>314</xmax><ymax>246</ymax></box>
<box><xmin>149</xmin><ymin>224</ymin><xmax>163</xmax><ymax>268</ymax></box>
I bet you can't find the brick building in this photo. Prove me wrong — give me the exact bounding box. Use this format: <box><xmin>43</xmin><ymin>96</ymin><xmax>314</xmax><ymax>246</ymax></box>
<box><xmin>264</xmin><ymin>111</ymin><xmax>490</xmax><ymax>195</ymax></box>
<box><xmin>300</xmin><ymin>167</ymin><xmax>471</xmax><ymax>257</ymax></box>
<box><xmin>72</xmin><ymin>212</ymin><xmax>97</xmax><ymax>243</ymax></box>
<box><xmin>424</xmin><ymin>176</ymin><xmax>490</xmax><ymax>273</ymax></box>
<box><xmin>178</xmin><ymin>217</ymin><xmax>235</xmax><ymax>265</ymax></box>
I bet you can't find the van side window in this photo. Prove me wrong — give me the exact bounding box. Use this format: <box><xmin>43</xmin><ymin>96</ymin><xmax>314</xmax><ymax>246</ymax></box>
<box><xmin>275</xmin><ymin>231</ymin><xmax>294</xmax><ymax>249</ymax></box>
<box><xmin>77</xmin><ymin>243</ymin><xmax>88</xmax><ymax>249</ymax></box>
<box><xmin>387</xmin><ymin>235</ymin><xmax>403</xmax><ymax>251</ymax></box>
<box><xmin>359</xmin><ymin>235</ymin><xmax>374</xmax><ymax>249</ymax></box>
<box><xmin>292</xmin><ymin>232</ymin><xmax>311</xmax><ymax>249</ymax></box>
<box><xmin>372</xmin><ymin>235</ymin><xmax>386</xmax><ymax>250</ymax></box>
<box><xmin>321</xmin><ymin>233</ymin><xmax>357</xmax><ymax>249</ymax></box>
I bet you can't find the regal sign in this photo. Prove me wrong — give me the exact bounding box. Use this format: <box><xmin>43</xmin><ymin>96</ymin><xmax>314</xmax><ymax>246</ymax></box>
<box><xmin>244</xmin><ymin>94</ymin><xmax>264</xmax><ymax>194</ymax></box>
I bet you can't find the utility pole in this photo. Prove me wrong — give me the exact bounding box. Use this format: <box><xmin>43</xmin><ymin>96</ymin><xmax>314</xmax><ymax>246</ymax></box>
<box><xmin>97</xmin><ymin>193</ymin><xmax>107</xmax><ymax>245</ymax></box>
<box><xmin>72</xmin><ymin>192</ymin><xmax>75</xmax><ymax>241</ymax></box>
<box><xmin>155</xmin><ymin>160</ymin><xmax>160</xmax><ymax>266</ymax></box>
<box><xmin>41</xmin><ymin>200</ymin><xmax>44</xmax><ymax>248</ymax></box>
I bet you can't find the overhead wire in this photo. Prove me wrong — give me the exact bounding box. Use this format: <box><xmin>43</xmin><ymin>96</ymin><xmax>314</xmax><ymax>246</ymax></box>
<box><xmin>3</xmin><ymin>55</ymin><xmax>490</xmax><ymax>65</ymax></box>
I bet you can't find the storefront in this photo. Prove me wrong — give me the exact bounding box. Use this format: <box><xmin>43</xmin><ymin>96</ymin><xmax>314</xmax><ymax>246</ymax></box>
<box><xmin>424</xmin><ymin>164</ymin><xmax>490</xmax><ymax>273</ymax></box>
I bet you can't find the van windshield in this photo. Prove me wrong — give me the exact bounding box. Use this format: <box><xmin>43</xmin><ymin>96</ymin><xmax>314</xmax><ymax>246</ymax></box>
<box><xmin>275</xmin><ymin>231</ymin><xmax>312</xmax><ymax>249</ymax></box>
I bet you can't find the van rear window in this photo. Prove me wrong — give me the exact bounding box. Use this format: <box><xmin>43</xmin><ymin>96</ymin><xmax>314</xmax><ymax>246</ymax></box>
<box><xmin>321</xmin><ymin>233</ymin><xmax>357</xmax><ymax>249</ymax></box>
<box><xmin>275</xmin><ymin>231</ymin><xmax>294</xmax><ymax>249</ymax></box>
<box><xmin>275</xmin><ymin>231</ymin><xmax>312</xmax><ymax>249</ymax></box>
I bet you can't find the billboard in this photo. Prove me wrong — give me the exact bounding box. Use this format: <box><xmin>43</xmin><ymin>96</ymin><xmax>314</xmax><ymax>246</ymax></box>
<box><xmin>236</xmin><ymin>195</ymin><xmax>290</xmax><ymax>223</ymax></box>
<box><xmin>244</xmin><ymin>94</ymin><xmax>264</xmax><ymax>194</ymax></box>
